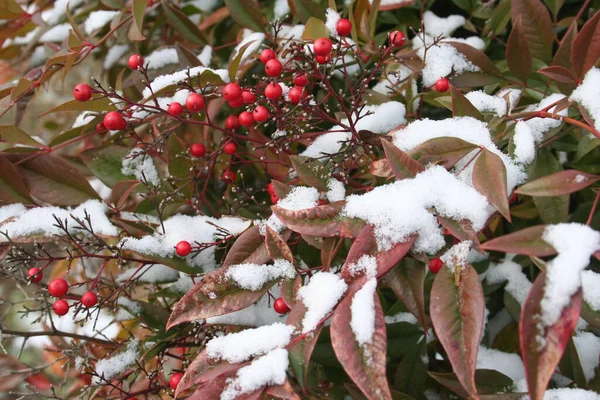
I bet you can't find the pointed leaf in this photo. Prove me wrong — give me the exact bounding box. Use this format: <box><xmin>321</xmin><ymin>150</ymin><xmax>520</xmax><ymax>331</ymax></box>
<box><xmin>529</xmin><ymin>149</ymin><xmax>569</xmax><ymax>224</ymax></box>
<box><xmin>40</xmin><ymin>96</ymin><xmax>116</xmax><ymax>116</ymax></box>
<box><xmin>175</xmin><ymin>350</ymin><xmax>240</xmax><ymax>397</ymax></box>
<box><xmin>511</xmin><ymin>0</ymin><xmax>554</xmax><ymax>63</ymax></box>
<box><xmin>287</xmin><ymin>300</ymin><xmax>323</xmax><ymax>389</ymax></box>
<box><xmin>481</xmin><ymin>225</ymin><xmax>556</xmax><ymax>256</ymax></box>
<box><xmin>265</xmin><ymin>226</ymin><xmax>294</xmax><ymax>263</ymax></box>
<box><xmin>472</xmin><ymin>149</ymin><xmax>511</xmax><ymax>221</ymax></box>
<box><xmin>410</xmin><ymin>137</ymin><xmax>477</xmax><ymax>169</ymax></box>
<box><xmin>451</xmin><ymin>86</ymin><xmax>483</xmax><ymax>120</ymax></box>
<box><xmin>446</xmin><ymin>42</ymin><xmax>502</xmax><ymax>77</ymax></box>
<box><xmin>381</xmin><ymin>140</ymin><xmax>424</xmax><ymax>180</ymax></box>
<box><xmin>224</xmin><ymin>0</ymin><xmax>265</xmax><ymax>32</ymax></box>
<box><xmin>162</xmin><ymin>0</ymin><xmax>207</xmax><ymax>44</ymax></box>
<box><xmin>382</xmin><ymin>260</ymin><xmax>427</xmax><ymax>330</ymax></box>
<box><xmin>537</xmin><ymin>66</ymin><xmax>578</xmax><ymax>84</ymax></box>
<box><xmin>438</xmin><ymin>217</ymin><xmax>483</xmax><ymax>253</ymax></box>
<box><xmin>571</xmin><ymin>11</ymin><xmax>600</xmax><ymax>78</ymax></box>
<box><xmin>289</xmin><ymin>155</ymin><xmax>329</xmax><ymax>192</ymax></box>
<box><xmin>430</xmin><ymin>264</ymin><xmax>485</xmax><ymax>399</ymax></box>
<box><xmin>0</xmin><ymin>126</ymin><xmax>44</xmax><ymax>147</ymax></box>
<box><xmin>520</xmin><ymin>272</ymin><xmax>582</xmax><ymax>400</ymax></box>
<box><xmin>129</xmin><ymin>0</ymin><xmax>147</xmax><ymax>41</ymax></box>
<box><xmin>516</xmin><ymin>170</ymin><xmax>600</xmax><ymax>197</ymax></box>
<box><xmin>0</xmin><ymin>155</ymin><xmax>34</xmax><ymax>204</ymax></box>
<box><xmin>302</xmin><ymin>17</ymin><xmax>329</xmax><ymax>41</ymax></box>
<box><xmin>506</xmin><ymin>15</ymin><xmax>531</xmax><ymax>82</ymax></box>
<box><xmin>553</xmin><ymin>21</ymin><xmax>576</xmax><ymax>69</ymax></box>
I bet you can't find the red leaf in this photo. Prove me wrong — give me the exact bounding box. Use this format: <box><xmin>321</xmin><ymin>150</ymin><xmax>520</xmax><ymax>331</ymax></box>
<box><xmin>265</xmin><ymin>226</ymin><xmax>294</xmax><ymax>263</ymax></box>
<box><xmin>330</xmin><ymin>283</ymin><xmax>392</xmax><ymax>400</ymax></box>
<box><xmin>537</xmin><ymin>66</ymin><xmax>578</xmax><ymax>84</ymax></box>
<box><xmin>409</xmin><ymin>137</ymin><xmax>478</xmax><ymax>169</ymax></box>
<box><xmin>175</xmin><ymin>350</ymin><xmax>239</xmax><ymax>398</ymax></box>
<box><xmin>516</xmin><ymin>170</ymin><xmax>600</xmax><ymax>197</ymax></box>
<box><xmin>511</xmin><ymin>0</ymin><xmax>554</xmax><ymax>63</ymax></box>
<box><xmin>381</xmin><ymin>259</ymin><xmax>427</xmax><ymax>330</ymax></box>
<box><xmin>272</xmin><ymin>201</ymin><xmax>366</xmax><ymax>238</ymax></box>
<box><xmin>520</xmin><ymin>272</ymin><xmax>583</xmax><ymax>400</ymax></box>
<box><xmin>187</xmin><ymin>373</ymin><xmax>237</xmax><ymax>400</ymax></box>
<box><xmin>438</xmin><ymin>217</ymin><xmax>483</xmax><ymax>253</ymax></box>
<box><xmin>472</xmin><ymin>149</ymin><xmax>511</xmax><ymax>222</ymax></box>
<box><xmin>287</xmin><ymin>300</ymin><xmax>322</xmax><ymax>389</ymax></box>
<box><xmin>506</xmin><ymin>15</ymin><xmax>531</xmax><ymax>82</ymax></box>
<box><xmin>430</xmin><ymin>264</ymin><xmax>485</xmax><ymax>399</ymax></box>
<box><xmin>381</xmin><ymin>139</ymin><xmax>424</xmax><ymax>180</ymax></box>
<box><xmin>264</xmin><ymin>380</ymin><xmax>302</xmax><ymax>400</ymax></box>
<box><xmin>571</xmin><ymin>11</ymin><xmax>600</xmax><ymax>78</ymax></box>
<box><xmin>480</xmin><ymin>225</ymin><xmax>556</xmax><ymax>256</ymax></box>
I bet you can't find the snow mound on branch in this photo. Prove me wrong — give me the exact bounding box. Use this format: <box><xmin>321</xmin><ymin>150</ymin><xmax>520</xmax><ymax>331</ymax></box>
<box><xmin>206</xmin><ymin>323</ymin><xmax>293</xmax><ymax>363</ymax></box>
<box><xmin>142</xmin><ymin>66</ymin><xmax>229</xmax><ymax>98</ymax></box>
<box><xmin>220</xmin><ymin>348</ymin><xmax>289</xmax><ymax>400</ymax></box>
<box><xmin>441</xmin><ymin>241</ymin><xmax>472</xmax><ymax>272</ymax></box>
<box><xmin>465</xmin><ymin>90</ymin><xmax>509</xmax><ymax>116</ymax></box>
<box><xmin>93</xmin><ymin>340</ymin><xmax>139</xmax><ymax>384</ymax></box>
<box><xmin>226</xmin><ymin>259</ymin><xmax>296</xmax><ymax>291</ymax></box>
<box><xmin>297</xmin><ymin>272</ymin><xmax>348</xmax><ymax>333</ymax></box>
<box><xmin>423</xmin><ymin>11</ymin><xmax>465</xmax><ymax>38</ymax></box>
<box><xmin>232</xmin><ymin>30</ymin><xmax>266</xmax><ymax>65</ymax></box>
<box><xmin>119</xmin><ymin>215</ymin><xmax>250</xmax><ymax>270</ymax></box>
<box><xmin>372</xmin><ymin>65</ymin><xmax>419</xmax><ymax>111</ymax></box>
<box><xmin>326</xmin><ymin>178</ymin><xmax>345</xmax><ymax>202</ymax></box>
<box><xmin>0</xmin><ymin>200</ymin><xmax>117</xmax><ymax>240</ymax></box>
<box><xmin>570</xmin><ymin>67</ymin><xmax>600</xmax><ymax>131</ymax></box>
<box><xmin>121</xmin><ymin>148</ymin><xmax>161</xmax><ymax>186</ymax></box>
<box><xmin>145</xmin><ymin>48</ymin><xmax>179</xmax><ymax>69</ymax></box>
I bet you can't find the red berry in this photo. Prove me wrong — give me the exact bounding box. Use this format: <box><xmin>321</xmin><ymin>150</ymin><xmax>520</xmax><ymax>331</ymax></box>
<box><xmin>288</xmin><ymin>86</ymin><xmax>307</xmax><ymax>104</ymax></box>
<box><xmin>175</xmin><ymin>241</ymin><xmax>192</xmax><ymax>257</ymax></box>
<box><xmin>264</xmin><ymin>83</ymin><xmax>282</xmax><ymax>100</ymax></box>
<box><xmin>510</xmin><ymin>192</ymin><xmax>518</xmax><ymax>204</ymax></box>
<box><xmin>104</xmin><ymin>111</ymin><xmax>126</xmax><ymax>130</ymax></box>
<box><xmin>429</xmin><ymin>258</ymin><xmax>443</xmax><ymax>274</ymax></box>
<box><xmin>270</xmin><ymin>193</ymin><xmax>279</xmax><ymax>204</ymax></box>
<box><xmin>52</xmin><ymin>300</ymin><xmax>69</xmax><ymax>316</ymax></box>
<box><xmin>318</xmin><ymin>199</ymin><xmax>328</xmax><ymax>206</ymax></box>
<box><xmin>389</xmin><ymin>30</ymin><xmax>406</xmax><ymax>47</ymax></box>
<box><xmin>95</xmin><ymin>122</ymin><xmax>106</xmax><ymax>134</ymax></box>
<box><xmin>228</xmin><ymin>97</ymin><xmax>244</xmax><ymax>108</ymax></box>
<box><xmin>273</xmin><ymin>297</ymin><xmax>290</xmax><ymax>314</ymax></box>
<box><xmin>225</xmin><ymin>115</ymin><xmax>240</xmax><ymax>130</ymax></box>
<box><xmin>168</xmin><ymin>102</ymin><xmax>183</xmax><ymax>117</ymax></box>
<box><xmin>265</xmin><ymin>59</ymin><xmax>283</xmax><ymax>77</ymax></box>
<box><xmin>128</xmin><ymin>54</ymin><xmax>144</xmax><ymax>70</ymax></box>
<box><xmin>48</xmin><ymin>278</ymin><xmax>68</xmax><ymax>297</ymax></box>
<box><xmin>238</xmin><ymin>111</ymin><xmax>254</xmax><ymax>127</ymax></box>
<box><xmin>27</xmin><ymin>267</ymin><xmax>43</xmax><ymax>283</ymax></box>
<box><xmin>316</xmin><ymin>55</ymin><xmax>330</xmax><ymax>64</ymax></box>
<box><xmin>434</xmin><ymin>77</ymin><xmax>450</xmax><ymax>93</ymax></box>
<box><xmin>293</xmin><ymin>74</ymin><xmax>308</xmax><ymax>86</ymax></box>
<box><xmin>190</xmin><ymin>143</ymin><xmax>206</xmax><ymax>158</ymax></box>
<box><xmin>223</xmin><ymin>83</ymin><xmax>242</xmax><ymax>101</ymax></box>
<box><xmin>267</xmin><ymin>182</ymin><xmax>276</xmax><ymax>196</ymax></box>
<box><xmin>336</xmin><ymin>18</ymin><xmax>352</xmax><ymax>36</ymax></box>
<box><xmin>314</xmin><ymin>38</ymin><xmax>332</xmax><ymax>56</ymax></box>
<box><xmin>73</xmin><ymin>84</ymin><xmax>92</xmax><ymax>102</ymax></box>
<box><xmin>241</xmin><ymin>90</ymin><xmax>256</xmax><ymax>104</ymax></box>
<box><xmin>223</xmin><ymin>142</ymin><xmax>237</xmax><ymax>155</ymax></box>
<box><xmin>259</xmin><ymin>48</ymin><xmax>277</xmax><ymax>64</ymax></box>
<box><xmin>169</xmin><ymin>372</ymin><xmax>184</xmax><ymax>390</ymax></box>
<box><xmin>253</xmin><ymin>106</ymin><xmax>269</xmax><ymax>122</ymax></box>
<box><xmin>222</xmin><ymin>170</ymin><xmax>236</xmax><ymax>183</ymax></box>
<box><xmin>81</xmin><ymin>292</ymin><xmax>98</xmax><ymax>308</ymax></box>
<box><xmin>186</xmin><ymin>93</ymin><xmax>205</xmax><ymax>112</ymax></box>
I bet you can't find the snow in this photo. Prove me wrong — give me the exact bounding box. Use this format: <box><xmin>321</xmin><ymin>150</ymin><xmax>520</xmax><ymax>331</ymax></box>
<box><xmin>226</xmin><ymin>259</ymin><xmax>296</xmax><ymax>291</ymax></box>
<box><xmin>41</xmin><ymin>0</ymin><xmax>84</xmax><ymax>25</ymax></box>
<box><xmin>104</xmin><ymin>45</ymin><xmax>128</xmax><ymax>69</ymax></box>
<box><xmin>465</xmin><ymin>90</ymin><xmax>509</xmax><ymax>116</ymax></box>
<box><xmin>145</xmin><ymin>48</ymin><xmax>179</xmax><ymax>70</ymax></box>
<box><xmin>84</xmin><ymin>11</ymin><xmax>119</xmax><ymax>34</ymax></box>
<box><xmin>171</xmin><ymin>273</ymin><xmax>195</xmax><ymax>293</ymax></box>
<box><xmin>263</xmin><ymin>186</ymin><xmax>320</xmax><ymax>234</ymax></box>
<box><xmin>384</xmin><ymin>312</ymin><xmax>417</xmax><ymax>325</ymax></box>
<box><xmin>342</xmin><ymin>165</ymin><xmax>490</xmax><ymax>253</ymax></box>
<box><xmin>486</xmin><ymin>257</ymin><xmax>532</xmax><ymax>305</ymax></box>
<box><xmin>273</xmin><ymin>0</ymin><xmax>290</xmax><ymax>19</ymax></box>
<box><xmin>93</xmin><ymin>339</ymin><xmax>139</xmax><ymax>384</ymax></box>
<box><xmin>232</xmin><ymin>30</ymin><xmax>265</xmax><ymax>65</ymax></box>
<box><xmin>40</xmin><ymin>23</ymin><xmax>71</xmax><ymax>42</ymax></box>
<box><xmin>423</xmin><ymin>11</ymin><xmax>465</xmax><ymax>38</ymax></box>
<box><xmin>0</xmin><ymin>204</ymin><xmax>27</xmax><ymax>223</ymax></box>
<box><xmin>476</xmin><ymin>345</ymin><xmax>525</xmax><ymax>382</ymax></box>
<box><xmin>297</xmin><ymin>272</ymin><xmax>348</xmax><ymax>333</ymax></box>
<box><xmin>573</xmin><ymin>332</ymin><xmax>600</xmax><ymax>382</ymax></box>
<box><xmin>72</xmin><ymin>112</ymin><xmax>97</xmax><ymax>128</ymax></box>
<box><xmin>198</xmin><ymin>45</ymin><xmax>212</xmax><ymax>66</ymax></box>
<box><xmin>522</xmin><ymin>94</ymin><xmax>568</xmax><ymax>138</ymax></box>
<box><xmin>117</xmin><ymin>264</ymin><xmax>179</xmax><ymax>283</ymax></box>
<box><xmin>582</xmin><ymin>270</ymin><xmax>600</xmax><ymax>311</ymax></box>
<box><xmin>89</xmin><ymin>177</ymin><xmax>112</xmax><ymax>201</ymax></box>
<box><xmin>186</xmin><ymin>0</ymin><xmax>219</xmax><ymax>12</ymax></box>
<box><xmin>570</xmin><ymin>67</ymin><xmax>600</xmax><ymax>131</ymax></box>
<box><xmin>325</xmin><ymin>8</ymin><xmax>341</xmax><ymax>38</ymax></box>
<box><xmin>326</xmin><ymin>179</ymin><xmax>345</xmax><ymax>202</ymax></box>
<box><xmin>540</xmin><ymin>224</ymin><xmax>600</xmax><ymax>328</ymax></box>
<box><xmin>220</xmin><ymin>348</ymin><xmax>289</xmax><ymax>400</ymax></box>
<box><xmin>117</xmin><ymin>297</ymin><xmax>141</xmax><ymax>316</ymax></box>
<box><xmin>513</xmin><ymin>122</ymin><xmax>537</xmax><ymax>165</ymax></box>
<box><xmin>372</xmin><ymin>65</ymin><xmax>420</xmax><ymax>111</ymax></box>
<box><xmin>206</xmin><ymin>323</ymin><xmax>293</xmax><ymax>363</ymax></box>
<box><xmin>350</xmin><ymin>279</ymin><xmax>377</xmax><ymax>345</ymax></box>
<box><xmin>530</xmin><ymin>388</ymin><xmax>600</xmax><ymax>399</ymax></box>
<box><xmin>121</xmin><ymin>148</ymin><xmax>161</xmax><ymax>187</ymax></box>
<box><xmin>206</xmin><ymin>289</ymin><xmax>286</xmax><ymax>327</ymax></box>
<box><xmin>142</xmin><ymin>66</ymin><xmax>229</xmax><ymax>99</ymax></box>
<box><xmin>441</xmin><ymin>241</ymin><xmax>472</xmax><ymax>272</ymax></box>
<box><xmin>348</xmin><ymin>254</ymin><xmax>377</xmax><ymax>278</ymax></box>
<box><xmin>120</xmin><ymin>215</ymin><xmax>250</xmax><ymax>270</ymax></box>
<box><xmin>497</xmin><ymin>88</ymin><xmax>522</xmax><ymax>113</ymax></box>
<box><xmin>0</xmin><ymin>200</ymin><xmax>117</xmax><ymax>240</ymax></box>
<box><xmin>301</xmin><ymin>102</ymin><xmax>407</xmax><ymax>158</ymax></box>
<box><xmin>392</xmin><ymin>116</ymin><xmax>527</xmax><ymax>191</ymax></box>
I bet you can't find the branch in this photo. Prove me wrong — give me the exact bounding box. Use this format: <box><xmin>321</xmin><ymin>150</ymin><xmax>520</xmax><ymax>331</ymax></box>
<box><xmin>1</xmin><ymin>328</ymin><xmax>118</xmax><ymax>346</ymax></box>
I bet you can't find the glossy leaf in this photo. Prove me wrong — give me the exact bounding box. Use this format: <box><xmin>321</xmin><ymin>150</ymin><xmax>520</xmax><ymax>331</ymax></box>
<box><xmin>511</xmin><ymin>0</ymin><xmax>553</xmax><ymax>63</ymax></box>
<box><xmin>224</xmin><ymin>0</ymin><xmax>265</xmax><ymax>32</ymax></box>
<box><xmin>175</xmin><ymin>350</ymin><xmax>239</xmax><ymax>397</ymax></box>
<box><xmin>302</xmin><ymin>17</ymin><xmax>329</xmax><ymax>40</ymax></box>
<box><xmin>430</xmin><ymin>264</ymin><xmax>485</xmax><ymax>399</ymax></box>
<box><xmin>571</xmin><ymin>11</ymin><xmax>600</xmax><ymax>78</ymax></box>
<box><xmin>472</xmin><ymin>149</ymin><xmax>511</xmax><ymax>221</ymax></box>
<box><xmin>129</xmin><ymin>0</ymin><xmax>147</xmax><ymax>41</ymax></box>
<box><xmin>537</xmin><ymin>66</ymin><xmax>578</xmax><ymax>84</ymax></box>
<box><xmin>506</xmin><ymin>15</ymin><xmax>531</xmax><ymax>82</ymax></box>
<box><xmin>481</xmin><ymin>225</ymin><xmax>556</xmax><ymax>256</ymax></box>
<box><xmin>265</xmin><ymin>226</ymin><xmax>294</xmax><ymax>263</ymax></box>
<box><xmin>520</xmin><ymin>271</ymin><xmax>582</xmax><ymax>400</ymax></box>
<box><xmin>381</xmin><ymin>140</ymin><xmax>424</xmax><ymax>180</ymax></box>
<box><xmin>516</xmin><ymin>170</ymin><xmax>600</xmax><ymax>197</ymax></box>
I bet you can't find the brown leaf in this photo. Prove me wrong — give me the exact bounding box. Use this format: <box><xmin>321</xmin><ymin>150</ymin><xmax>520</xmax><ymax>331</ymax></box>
<box><xmin>381</xmin><ymin>139</ymin><xmax>424</xmax><ymax>180</ymax></box>
<box><xmin>438</xmin><ymin>217</ymin><xmax>483</xmax><ymax>253</ymax></box>
<box><xmin>430</xmin><ymin>264</ymin><xmax>485</xmax><ymax>399</ymax></box>
<box><xmin>506</xmin><ymin>15</ymin><xmax>531</xmax><ymax>82</ymax></box>
<box><xmin>369</xmin><ymin>159</ymin><xmax>393</xmax><ymax>179</ymax></box>
<box><xmin>265</xmin><ymin>227</ymin><xmax>294</xmax><ymax>263</ymax></box>
<box><xmin>511</xmin><ymin>0</ymin><xmax>554</xmax><ymax>63</ymax></box>
<box><xmin>409</xmin><ymin>137</ymin><xmax>477</xmax><ymax>169</ymax></box>
<box><xmin>480</xmin><ymin>225</ymin><xmax>556</xmax><ymax>256</ymax></box>
<box><xmin>382</xmin><ymin>259</ymin><xmax>427</xmax><ymax>330</ymax></box>
<box><xmin>175</xmin><ymin>350</ymin><xmax>239</xmax><ymax>398</ymax></box>
<box><xmin>537</xmin><ymin>66</ymin><xmax>578</xmax><ymax>84</ymax></box>
<box><xmin>520</xmin><ymin>272</ymin><xmax>583</xmax><ymax>400</ymax></box>
<box><xmin>571</xmin><ymin>11</ymin><xmax>600</xmax><ymax>78</ymax></box>
<box><xmin>472</xmin><ymin>149</ymin><xmax>511</xmax><ymax>222</ymax></box>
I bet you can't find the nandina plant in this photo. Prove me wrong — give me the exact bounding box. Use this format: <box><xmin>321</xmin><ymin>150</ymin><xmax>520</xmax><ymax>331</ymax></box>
<box><xmin>1</xmin><ymin>0</ymin><xmax>600</xmax><ymax>399</ymax></box>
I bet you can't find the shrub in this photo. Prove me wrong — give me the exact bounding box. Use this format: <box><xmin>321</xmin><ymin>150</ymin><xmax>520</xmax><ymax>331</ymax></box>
<box><xmin>1</xmin><ymin>0</ymin><xmax>600</xmax><ymax>399</ymax></box>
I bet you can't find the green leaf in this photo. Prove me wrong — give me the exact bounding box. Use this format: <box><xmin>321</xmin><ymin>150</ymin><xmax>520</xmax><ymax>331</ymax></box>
<box><xmin>11</xmin><ymin>78</ymin><xmax>34</xmax><ymax>101</ymax></box>
<box><xmin>0</xmin><ymin>126</ymin><xmax>44</xmax><ymax>147</ymax></box>
<box><xmin>451</xmin><ymin>86</ymin><xmax>483</xmax><ymax>119</ymax></box>
<box><xmin>289</xmin><ymin>155</ymin><xmax>329</xmax><ymax>192</ymax></box>
<box><xmin>167</xmin><ymin>134</ymin><xmax>192</xmax><ymax>180</ymax></box>
<box><xmin>394</xmin><ymin>340</ymin><xmax>427</xmax><ymax>398</ymax></box>
<box><xmin>472</xmin><ymin>149</ymin><xmax>511</xmax><ymax>221</ymax></box>
<box><xmin>289</xmin><ymin>0</ymin><xmax>326</xmax><ymax>24</ymax></box>
<box><xmin>516</xmin><ymin>170</ymin><xmax>600</xmax><ymax>197</ymax></box>
<box><xmin>528</xmin><ymin>149</ymin><xmax>569</xmax><ymax>224</ymax></box>
<box><xmin>544</xmin><ymin>0</ymin><xmax>564</xmax><ymax>20</ymax></box>
<box><xmin>511</xmin><ymin>0</ymin><xmax>554</xmax><ymax>63</ymax></box>
<box><xmin>429</xmin><ymin>370</ymin><xmax>515</xmax><ymax>398</ymax></box>
<box><xmin>229</xmin><ymin>40</ymin><xmax>254</xmax><ymax>81</ymax></box>
<box><xmin>0</xmin><ymin>0</ymin><xmax>24</xmax><ymax>19</ymax></box>
<box><xmin>302</xmin><ymin>17</ymin><xmax>329</xmax><ymax>41</ymax></box>
<box><xmin>129</xmin><ymin>0</ymin><xmax>147</xmax><ymax>41</ymax></box>
<box><xmin>80</xmin><ymin>146</ymin><xmax>135</xmax><ymax>188</ymax></box>
<box><xmin>381</xmin><ymin>140</ymin><xmax>424</xmax><ymax>180</ymax></box>
<box><xmin>161</xmin><ymin>0</ymin><xmax>207</xmax><ymax>44</ymax></box>
<box><xmin>0</xmin><ymin>155</ymin><xmax>34</xmax><ymax>204</ymax></box>
<box><xmin>224</xmin><ymin>0</ymin><xmax>265</xmax><ymax>32</ymax></box>
<box><xmin>40</xmin><ymin>96</ymin><xmax>116</xmax><ymax>116</ymax></box>
<box><xmin>506</xmin><ymin>15</ymin><xmax>531</xmax><ymax>82</ymax></box>
<box><xmin>382</xmin><ymin>260</ymin><xmax>427</xmax><ymax>330</ymax></box>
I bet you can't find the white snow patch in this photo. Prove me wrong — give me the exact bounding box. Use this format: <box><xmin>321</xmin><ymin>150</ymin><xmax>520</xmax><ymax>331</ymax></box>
<box><xmin>476</xmin><ymin>345</ymin><xmax>525</xmax><ymax>382</ymax></box>
<box><xmin>263</xmin><ymin>186</ymin><xmax>320</xmax><ymax>234</ymax></box>
<box><xmin>84</xmin><ymin>11</ymin><xmax>118</xmax><ymax>34</ymax></box>
<box><xmin>117</xmin><ymin>264</ymin><xmax>179</xmax><ymax>284</ymax></box>
<box><xmin>582</xmin><ymin>270</ymin><xmax>600</xmax><ymax>311</ymax></box>
<box><xmin>350</xmin><ymin>279</ymin><xmax>377</xmax><ymax>345</ymax></box>
<box><xmin>226</xmin><ymin>259</ymin><xmax>296</xmax><ymax>291</ymax></box>
<box><xmin>325</xmin><ymin>8</ymin><xmax>341</xmax><ymax>38</ymax></box>
<box><xmin>274</xmin><ymin>0</ymin><xmax>290</xmax><ymax>18</ymax></box>
<box><xmin>233</xmin><ymin>30</ymin><xmax>265</xmax><ymax>65</ymax></box>
<box><xmin>0</xmin><ymin>204</ymin><xmax>27</xmax><ymax>223</ymax></box>
<box><xmin>326</xmin><ymin>179</ymin><xmax>346</xmax><ymax>202</ymax></box>
<box><xmin>104</xmin><ymin>45</ymin><xmax>128</xmax><ymax>69</ymax></box>
<box><xmin>441</xmin><ymin>241</ymin><xmax>472</xmax><ymax>272</ymax></box>
<box><xmin>486</xmin><ymin>257</ymin><xmax>532</xmax><ymax>305</ymax></box>
<box><xmin>423</xmin><ymin>11</ymin><xmax>465</xmax><ymax>38</ymax></box>
<box><xmin>570</xmin><ymin>67</ymin><xmax>600</xmax><ymax>131</ymax></box>
<box><xmin>145</xmin><ymin>48</ymin><xmax>179</xmax><ymax>70</ymax></box>
<box><xmin>121</xmin><ymin>148</ymin><xmax>161</xmax><ymax>186</ymax></box>
<box><xmin>93</xmin><ymin>339</ymin><xmax>139</xmax><ymax>384</ymax></box>
<box><xmin>348</xmin><ymin>255</ymin><xmax>377</xmax><ymax>278</ymax></box>
<box><xmin>142</xmin><ymin>66</ymin><xmax>229</xmax><ymax>98</ymax></box>
<box><xmin>385</xmin><ymin>312</ymin><xmax>417</xmax><ymax>325</ymax></box>
<box><xmin>573</xmin><ymin>331</ymin><xmax>600</xmax><ymax>383</ymax></box>
<box><xmin>465</xmin><ymin>90</ymin><xmax>509</xmax><ymax>116</ymax></box>
<box><xmin>297</xmin><ymin>272</ymin><xmax>348</xmax><ymax>333</ymax></box>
